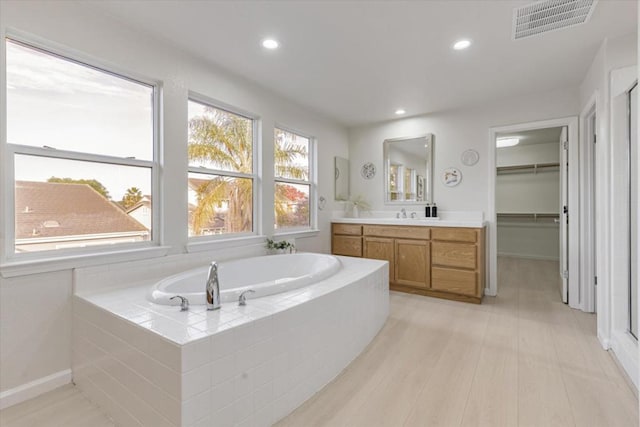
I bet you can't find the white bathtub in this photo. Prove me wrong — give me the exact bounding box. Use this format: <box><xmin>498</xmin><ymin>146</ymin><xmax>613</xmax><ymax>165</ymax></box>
<box><xmin>148</xmin><ymin>253</ymin><xmax>342</xmax><ymax>305</ymax></box>
<box><xmin>74</xmin><ymin>255</ymin><xmax>389</xmax><ymax>426</ymax></box>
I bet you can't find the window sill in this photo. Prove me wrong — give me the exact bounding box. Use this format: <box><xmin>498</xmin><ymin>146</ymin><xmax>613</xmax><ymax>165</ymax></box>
<box><xmin>273</xmin><ymin>229</ymin><xmax>320</xmax><ymax>239</ymax></box>
<box><xmin>0</xmin><ymin>245</ymin><xmax>171</xmax><ymax>278</ymax></box>
<box><xmin>186</xmin><ymin>234</ymin><xmax>267</xmax><ymax>253</ymax></box>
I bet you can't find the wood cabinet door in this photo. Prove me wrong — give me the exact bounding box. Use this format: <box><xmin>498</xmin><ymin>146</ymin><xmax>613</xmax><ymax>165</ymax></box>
<box><xmin>332</xmin><ymin>235</ymin><xmax>362</xmax><ymax>257</ymax></box>
<box><xmin>395</xmin><ymin>239</ymin><xmax>430</xmax><ymax>288</ymax></box>
<box><xmin>364</xmin><ymin>237</ymin><xmax>395</xmax><ymax>283</ymax></box>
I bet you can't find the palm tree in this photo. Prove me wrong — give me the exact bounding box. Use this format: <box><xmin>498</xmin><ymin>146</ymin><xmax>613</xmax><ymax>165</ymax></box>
<box><xmin>188</xmin><ymin>108</ymin><xmax>253</xmax><ymax>235</ymax></box>
<box><xmin>121</xmin><ymin>187</ymin><xmax>143</xmax><ymax>210</ymax></box>
<box><xmin>274</xmin><ymin>129</ymin><xmax>309</xmax><ymax>228</ymax></box>
<box><xmin>188</xmin><ymin>108</ymin><xmax>309</xmax><ymax>234</ymax></box>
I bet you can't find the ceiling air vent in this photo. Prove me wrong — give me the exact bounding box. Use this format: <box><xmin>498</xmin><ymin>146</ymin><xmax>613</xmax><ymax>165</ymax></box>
<box><xmin>513</xmin><ymin>0</ymin><xmax>598</xmax><ymax>40</ymax></box>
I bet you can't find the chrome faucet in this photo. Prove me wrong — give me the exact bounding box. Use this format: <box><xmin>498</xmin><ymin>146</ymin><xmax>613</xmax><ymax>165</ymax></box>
<box><xmin>206</xmin><ymin>261</ymin><xmax>221</xmax><ymax>310</ymax></box>
<box><xmin>238</xmin><ymin>289</ymin><xmax>255</xmax><ymax>306</ymax></box>
<box><xmin>400</xmin><ymin>208</ymin><xmax>407</xmax><ymax>218</ymax></box>
<box><xmin>410</xmin><ymin>212</ymin><xmax>417</xmax><ymax>219</ymax></box>
<box><xmin>170</xmin><ymin>295</ymin><xmax>189</xmax><ymax>311</ymax></box>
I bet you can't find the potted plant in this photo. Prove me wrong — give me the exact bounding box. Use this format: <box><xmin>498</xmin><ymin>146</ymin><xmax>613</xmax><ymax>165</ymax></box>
<box><xmin>266</xmin><ymin>238</ymin><xmax>296</xmax><ymax>254</ymax></box>
<box><xmin>346</xmin><ymin>195</ymin><xmax>371</xmax><ymax>218</ymax></box>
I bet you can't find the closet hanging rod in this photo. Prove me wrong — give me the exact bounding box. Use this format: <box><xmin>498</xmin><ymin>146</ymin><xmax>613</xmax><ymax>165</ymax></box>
<box><xmin>497</xmin><ymin>213</ymin><xmax>560</xmax><ymax>221</ymax></box>
<box><xmin>496</xmin><ymin>162</ymin><xmax>560</xmax><ymax>173</ymax></box>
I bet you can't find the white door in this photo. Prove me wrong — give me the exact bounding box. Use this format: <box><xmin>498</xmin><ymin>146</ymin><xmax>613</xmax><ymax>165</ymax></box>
<box><xmin>560</xmin><ymin>126</ymin><xmax>569</xmax><ymax>303</ymax></box>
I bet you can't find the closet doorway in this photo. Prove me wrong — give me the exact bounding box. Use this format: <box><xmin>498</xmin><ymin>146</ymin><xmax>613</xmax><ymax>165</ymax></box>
<box><xmin>488</xmin><ymin>117</ymin><xmax>579</xmax><ymax>304</ymax></box>
<box><xmin>495</xmin><ymin>127</ymin><xmax>567</xmax><ymax>302</ymax></box>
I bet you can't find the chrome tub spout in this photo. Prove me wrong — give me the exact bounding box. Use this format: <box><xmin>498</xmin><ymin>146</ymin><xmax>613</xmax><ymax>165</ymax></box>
<box><xmin>206</xmin><ymin>261</ymin><xmax>221</xmax><ymax>310</ymax></box>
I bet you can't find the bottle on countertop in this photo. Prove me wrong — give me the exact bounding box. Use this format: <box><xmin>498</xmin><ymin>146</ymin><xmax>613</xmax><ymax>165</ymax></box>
<box><xmin>432</xmin><ymin>203</ymin><xmax>438</xmax><ymax>218</ymax></box>
<box><xmin>425</xmin><ymin>204</ymin><xmax>431</xmax><ymax>218</ymax></box>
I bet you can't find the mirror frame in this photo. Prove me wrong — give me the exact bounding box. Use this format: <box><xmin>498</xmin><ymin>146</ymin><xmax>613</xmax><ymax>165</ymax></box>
<box><xmin>383</xmin><ymin>134</ymin><xmax>434</xmax><ymax>205</ymax></box>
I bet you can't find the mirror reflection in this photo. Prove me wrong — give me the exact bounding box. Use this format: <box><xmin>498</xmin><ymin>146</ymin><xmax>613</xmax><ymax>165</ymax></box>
<box><xmin>334</xmin><ymin>156</ymin><xmax>350</xmax><ymax>201</ymax></box>
<box><xmin>384</xmin><ymin>134</ymin><xmax>434</xmax><ymax>204</ymax></box>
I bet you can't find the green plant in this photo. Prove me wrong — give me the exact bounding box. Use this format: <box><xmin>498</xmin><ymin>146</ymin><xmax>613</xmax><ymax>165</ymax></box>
<box><xmin>266</xmin><ymin>238</ymin><xmax>295</xmax><ymax>251</ymax></box>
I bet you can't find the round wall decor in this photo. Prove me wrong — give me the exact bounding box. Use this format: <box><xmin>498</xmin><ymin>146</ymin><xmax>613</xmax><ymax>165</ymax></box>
<box><xmin>442</xmin><ymin>167</ymin><xmax>462</xmax><ymax>187</ymax></box>
<box><xmin>361</xmin><ymin>162</ymin><xmax>376</xmax><ymax>179</ymax></box>
<box><xmin>461</xmin><ymin>149</ymin><xmax>479</xmax><ymax>166</ymax></box>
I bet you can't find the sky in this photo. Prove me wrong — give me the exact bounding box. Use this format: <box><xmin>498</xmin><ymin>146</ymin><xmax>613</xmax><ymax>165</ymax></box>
<box><xmin>7</xmin><ymin>40</ymin><xmax>153</xmax><ymax>200</ymax></box>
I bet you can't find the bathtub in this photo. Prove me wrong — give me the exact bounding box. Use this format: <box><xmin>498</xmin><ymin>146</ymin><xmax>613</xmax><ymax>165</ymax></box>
<box><xmin>148</xmin><ymin>253</ymin><xmax>342</xmax><ymax>305</ymax></box>
<box><xmin>73</xmin><ymin>254</ymin><xmax>388</xmax><ymax>427</ymax></box>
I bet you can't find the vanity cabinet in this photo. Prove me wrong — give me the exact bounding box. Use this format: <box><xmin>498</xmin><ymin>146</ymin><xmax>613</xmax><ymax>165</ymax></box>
<box><xmin>363</xmin><ymin>237</ymin><xmax>395</xmax><ymax>282</ymax></box>
<box><xmin>331</xmin><ymin>223</ymin><xmax>362</xmax><ymax>257</ymax></box>
<box><xmin>394</xmin><ymin>239</ymin><xmax>430</xmax><ymax>288</ymax></box>
<box><xmin>332</xmin><ymin>222</ymin><xmax>485</xmax><ymax>304</ymax></box>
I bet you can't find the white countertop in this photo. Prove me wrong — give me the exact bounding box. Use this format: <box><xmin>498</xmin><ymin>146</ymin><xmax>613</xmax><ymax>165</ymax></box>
<box><xmin>331</xmin><ymin>217</ymin><xmax>486</xmax><ymax>228</ymax></box>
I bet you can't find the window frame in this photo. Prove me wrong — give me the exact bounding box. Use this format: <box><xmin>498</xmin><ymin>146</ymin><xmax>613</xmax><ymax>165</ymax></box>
<box><xmin>2</xmin><ymin>36</ymin><xmax>161</xmax><ymax>265</ymax></box>
<box><xmin>273</xmin><ymin>125</ymin><xmax>317</xmax><ymax>234</ymax></box>
<box><xmin>186</xmin><ymin>92</ymin><xmax>260</xmax><ymax>242</ymax></box>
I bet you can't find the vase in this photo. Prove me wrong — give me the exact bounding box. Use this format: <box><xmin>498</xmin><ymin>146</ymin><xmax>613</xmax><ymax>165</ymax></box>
<box><xmin>352</xmin><ymin>205</ymin><xmax>359</xmax><ymax>218</ymax></box>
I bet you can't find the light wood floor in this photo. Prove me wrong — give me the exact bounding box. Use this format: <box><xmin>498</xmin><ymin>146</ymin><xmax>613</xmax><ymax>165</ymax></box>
<box><xmin>2</xmin><ymin>258</ymin><xmax>637</xmax><ymax>427</ymax></box>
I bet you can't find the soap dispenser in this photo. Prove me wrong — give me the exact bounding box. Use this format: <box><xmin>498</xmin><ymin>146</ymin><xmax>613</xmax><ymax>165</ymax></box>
<box><xmin>425</xmin><ymin>204</ymin><xmax>431</xmax><ymax>218</ymax></box>
<box><xmin>432</xmin><ymin>203</ymin><xmax>438</xmax><ymax>218</ymax></box>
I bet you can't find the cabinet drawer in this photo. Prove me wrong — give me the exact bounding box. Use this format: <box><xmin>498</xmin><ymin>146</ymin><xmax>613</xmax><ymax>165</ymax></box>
<box><xmin>431</xmin><ymin>227</ymin><xmax>477</xmax><ymax>243</ymax></box>
<box><xmin>332</xmin><ymin>235</ymin><xmax>362</xmax><ymax>257</ymax></box>
<box><xmin>363</xmin><ymin>225</ymin><xmax>430</xmax><ymax>240</ymax></box>
<box><xmin>431</xmin><ymin>242</ymin><xmax>477</xmax><ymax>269</ymax></box>
<box><xmin>431</xmin><ymin>267</ymin><xmax>477</xmax><ymax>296</ymax></box>
<box><xmin>332</xmin><ymin>223</ymin><xmax>362</xmax><ymax>236</ymax></box>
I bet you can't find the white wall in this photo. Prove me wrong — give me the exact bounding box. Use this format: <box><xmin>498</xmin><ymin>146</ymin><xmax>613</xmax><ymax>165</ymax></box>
<box><xmin>348</xmin><ymin>89</ymin><xmax>578</xmax><ymax>214</ymax></box>
<box><xmin>0</xmin><ymin>0</ymin><xmax>349</xmax><ymax>398</ymax></box>
<box><xmin>578</xmin><ymin>32</ymin><xmax>637</xmax><ymax>386</ymax></box>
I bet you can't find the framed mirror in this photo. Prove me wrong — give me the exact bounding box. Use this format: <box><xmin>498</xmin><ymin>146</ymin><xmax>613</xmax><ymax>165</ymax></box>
<box><xmin>383</xmin><ymin>134</ymin><xmax>434</xmax><ymax>204</ymax></box>
<box><xmin>334</xmin><ymin>156</ymin><xmax>350</xmax><ymax>201</ymax></box>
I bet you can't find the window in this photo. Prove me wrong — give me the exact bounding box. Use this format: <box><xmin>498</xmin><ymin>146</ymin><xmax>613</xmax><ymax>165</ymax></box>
<box><xmin>187</xmin><ymin>99</ymin><xmax>256</xmax><ymax>237</ymax></box>
<box><xmin>5</xmin><ymin>39</ymin><xmax>156</xmax><ymax>255</ymax></box>
<box><xmin>274</xmin><ymin>128</ymin><xmax>314</xmax><ymax>231</ymax></box>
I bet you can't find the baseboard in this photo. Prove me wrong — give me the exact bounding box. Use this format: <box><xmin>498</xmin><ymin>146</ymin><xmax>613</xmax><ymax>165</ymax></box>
<box><xmin>484</xmin><ymin>287</ymin><xmax>497</xmax><ymax>297</ymax></box>
<box><xmin>0</xmin><ymin>369</ymin><xmax>72</xmax><ymax>410</ymax></box>
<box><xmin>610</xmin><ymin>331</ymin><xmax>639</xmax><ymax>391</ymax></box>
<box><xmin>497</xmin><ymin>252</ymin><xmax>559</xmax><ymax>261</ymax></box>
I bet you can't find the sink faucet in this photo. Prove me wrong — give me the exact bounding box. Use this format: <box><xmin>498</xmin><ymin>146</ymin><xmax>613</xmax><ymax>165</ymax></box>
<box><xmin>400</xmin><ymin>208</ymin><xmax>407</xmax><ymax>218</ymax></box>
<box><xmin>206</xmin><ymin>261</ymin><xmax>221</xmax><ymax>310</ymax></box>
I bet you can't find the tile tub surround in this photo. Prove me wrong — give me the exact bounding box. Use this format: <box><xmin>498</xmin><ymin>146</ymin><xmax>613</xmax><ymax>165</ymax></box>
<box><xmin>72</xmin><ymin>256</ymin><xmax>389</xmax><ymax>427</ymax></box>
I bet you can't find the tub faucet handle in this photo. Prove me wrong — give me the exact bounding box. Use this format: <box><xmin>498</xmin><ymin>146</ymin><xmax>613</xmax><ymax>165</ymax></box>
<box><xmin>170</xmin><ymin>295</ymin><xmax>189</xmax><ymax>311</ymax></box>
<box><xmin>238</xmin><ymin>290</ymin><xmax>255</xmax><ymax>306</ymax></box>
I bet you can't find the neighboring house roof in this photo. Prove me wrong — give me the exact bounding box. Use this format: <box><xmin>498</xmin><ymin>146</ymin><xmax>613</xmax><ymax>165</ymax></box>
<box><xmin>15</xmin><ymin>181</ymin><xmax>148</xmax><ymax>239</ymax></box>
<box><xmin>126</xmin><ymin>198</ymin><xmax>151</xmax><ymax>214</ymax></box>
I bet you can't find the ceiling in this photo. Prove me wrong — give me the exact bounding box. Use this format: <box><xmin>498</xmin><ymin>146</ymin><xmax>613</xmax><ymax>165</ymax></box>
<box><xmin>85</xmin><ymin>0</ymin><xmax>637</xmax><ymax>127</ymax></box>
<box><xmin>497</xmin><ymin>127</ymin><xmax>564</xmax><ymax>146</ymax></box>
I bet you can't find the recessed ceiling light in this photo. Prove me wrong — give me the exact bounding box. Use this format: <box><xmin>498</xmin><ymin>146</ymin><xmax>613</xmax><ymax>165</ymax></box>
<box><xmin>395</xmin><ymin>109</ymin><xmax>406</xmax><ymax>115</ymax></box>
<box><xmin>453</xmin><ymin>39</ymin><xmax>471</xmax><ymax>50</ymax></box>
<box><xmin>262</xmin><ymin>39</ymin><xmax>279</xmax><ymax>50</ymax></box>
<box><xmin>496</xmin><ymin>138</ymin><xmax>519</xmax><ymax>148</ymax></box>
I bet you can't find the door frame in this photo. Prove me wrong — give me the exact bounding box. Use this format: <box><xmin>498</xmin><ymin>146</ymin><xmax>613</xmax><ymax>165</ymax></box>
<box><xmin>488</xmin><ymin>117</ymin><xmax>579</xmax><ymax>305</ymax></box>
<box><xmin>580</xmin><ymin>94</ymin><xmax>599</xmax><ymax>314</ymax></box>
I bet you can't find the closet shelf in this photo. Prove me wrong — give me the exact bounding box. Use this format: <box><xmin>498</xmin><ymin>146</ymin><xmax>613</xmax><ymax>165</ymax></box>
<box><xmin>497</xmin><ymin>162</ymin><xmax>560</xmax><ymax>174</ymax></box>
<box><xmin>497</xmin><ymin>213</ymin><xmax>560</xmax><ymax>223</ymax></box>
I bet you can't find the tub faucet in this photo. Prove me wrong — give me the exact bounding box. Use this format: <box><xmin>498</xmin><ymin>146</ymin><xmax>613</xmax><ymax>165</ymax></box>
<box><xmin>206</xmin><ymin>261</ymin><xmax>221</xmax><ymax>311</ymax></box>
<box><xmin>238</xmin><ymin>289</ymin><xmax>255</xmax><ymax>306</ymax></box>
